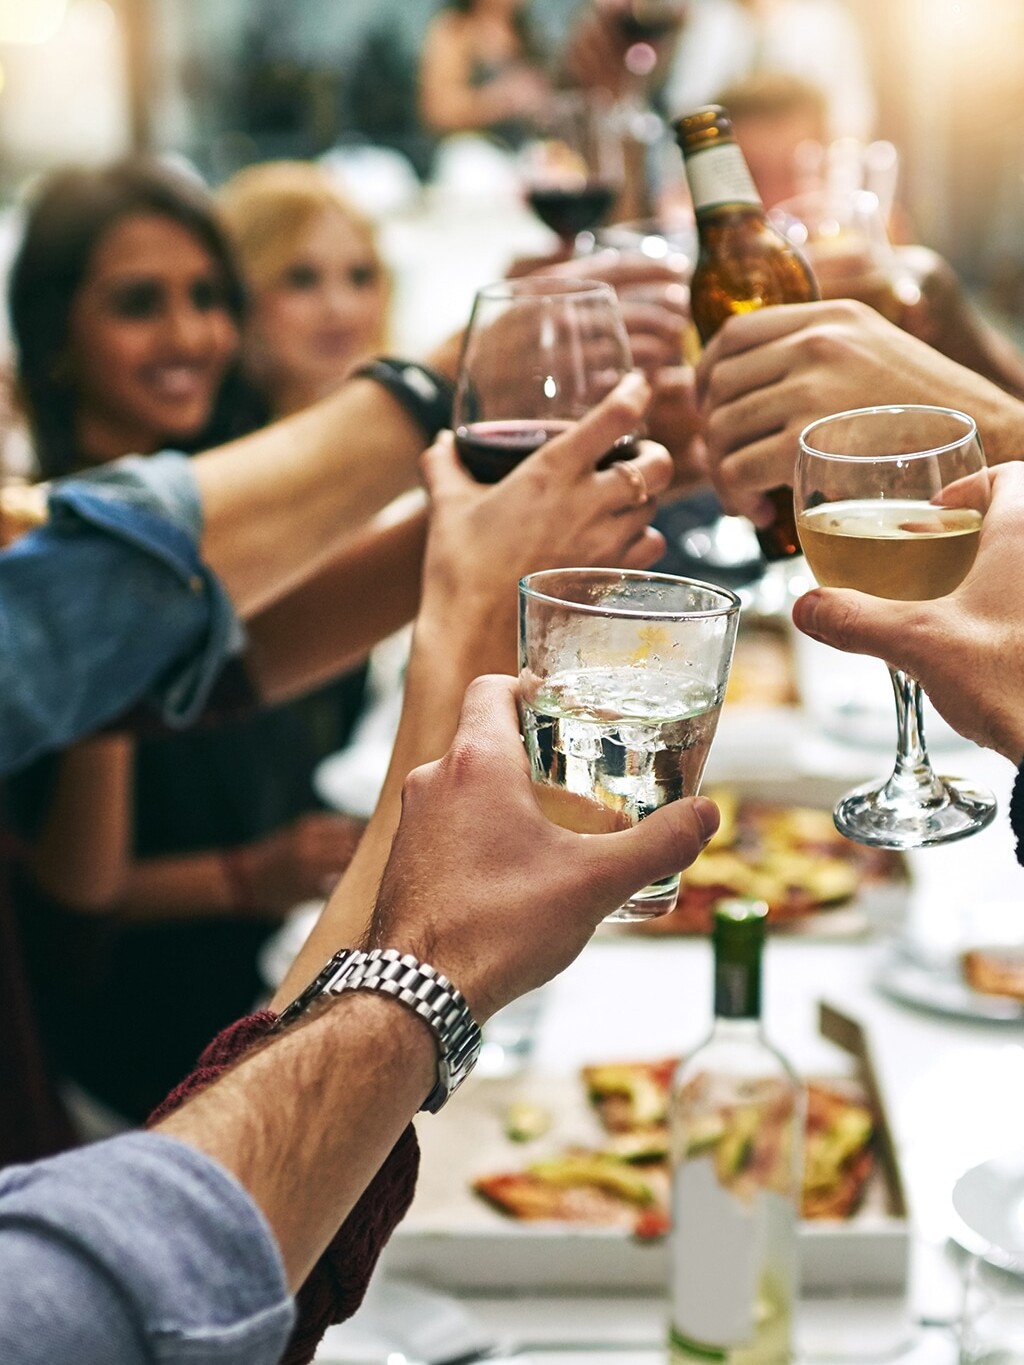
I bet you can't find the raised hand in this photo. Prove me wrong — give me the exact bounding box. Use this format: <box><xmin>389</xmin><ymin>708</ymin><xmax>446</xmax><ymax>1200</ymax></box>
<box><xmin>369</xmin><ymin>674</ymin><xmax>719</xmax><ymax>1022</ymax></box>
<box><xmin>422</xmin><ymin>368</ymin><xmax>673</xmax><ymax>678</ymax></box>
<box><xmin>792</xmin><ymin>462</ymin><xmax>1024</xmax><ymax>765</ymax></box>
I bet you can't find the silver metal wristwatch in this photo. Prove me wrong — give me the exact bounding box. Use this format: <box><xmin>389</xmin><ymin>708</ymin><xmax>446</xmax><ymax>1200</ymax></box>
<box><xmin>272</xmin><ymin>947</ymin><xmax>482</xmax><ymax>1113</ymax></box>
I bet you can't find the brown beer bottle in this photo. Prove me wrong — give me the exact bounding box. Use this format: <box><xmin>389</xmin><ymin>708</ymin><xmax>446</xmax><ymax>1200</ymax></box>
<box><xmin>674</xmin><ymin>105</ymin><xmax>818</xmax><ymax>561</ymax></box>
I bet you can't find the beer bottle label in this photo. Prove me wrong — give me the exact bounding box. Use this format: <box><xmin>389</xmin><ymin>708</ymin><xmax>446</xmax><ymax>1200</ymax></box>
<box><xmin>685</xmin><ymin>143</ymin><xmax>761</xmax><ymax>214</ymax></box>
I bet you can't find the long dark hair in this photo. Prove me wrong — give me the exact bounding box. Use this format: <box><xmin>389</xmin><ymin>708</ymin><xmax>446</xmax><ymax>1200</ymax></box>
<box><xmin>8</xmin><ymin>158</ymin><xmax>258</xmax><ymax>479</ymax></box>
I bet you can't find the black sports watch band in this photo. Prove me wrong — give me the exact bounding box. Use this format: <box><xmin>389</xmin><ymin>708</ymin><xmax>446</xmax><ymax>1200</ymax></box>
<box><xmin>350</xmin><ymin>357</ymin><xmax>455</xmax><ymax>443</ymax></box>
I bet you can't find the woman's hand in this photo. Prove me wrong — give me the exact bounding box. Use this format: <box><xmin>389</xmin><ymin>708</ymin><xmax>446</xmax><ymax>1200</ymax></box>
<box><xmin>418</xmin><ymin>370</ymin><xmax>672</xmax><ymax>676</ymax></box>
<box><xmin>504</xmin><ymin>251</ymin><xmax>691</xmax><ymax>376</ymax></box>
<box><xmin>239</xmin><ymin>811</ymin><xmax>367</xmax><ymax>914</ymax></box>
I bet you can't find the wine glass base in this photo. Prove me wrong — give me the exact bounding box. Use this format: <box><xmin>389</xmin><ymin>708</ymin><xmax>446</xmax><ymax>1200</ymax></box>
<box><xmin>605</xmin><ymin>877</ymin><xmax>680</xmax><ymax>923</ymax></box>
<box><xmin>834</xmin><ymin>775</ymin><xmax>998</xmax><ymax>850</ymax></box>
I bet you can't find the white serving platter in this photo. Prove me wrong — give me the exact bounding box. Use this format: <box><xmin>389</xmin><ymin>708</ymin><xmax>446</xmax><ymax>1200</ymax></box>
<box><xmin>382</xmin><ymin>1007</ymin><xmax>909</xmax><ymax>1295</ymax></box>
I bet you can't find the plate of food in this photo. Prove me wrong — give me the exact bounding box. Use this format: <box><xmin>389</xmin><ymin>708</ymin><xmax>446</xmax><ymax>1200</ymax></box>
<box><xmin>383</xmin><ymin>1006</ymin><xmax>909</xmax><ymax>1294</ymax></box>
<box><xmin>617</xmin><ymin>779</ymin><xmax>908</xmax><ymax>938</ymax></box>
<box><xmin>875</xmin><ymin>941</ymin><xmax>1024</xmax><ymax>1025</ymax></box>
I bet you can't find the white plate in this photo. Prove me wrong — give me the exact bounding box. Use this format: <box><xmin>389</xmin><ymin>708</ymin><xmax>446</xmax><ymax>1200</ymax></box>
<box><xmin>952</xmin><ymin>1151</ymin><xmax>1024</xmax><ymax>1262</ymax></box>
<box><xmin>875</xmin><ymin>950</ymin><xmax>1024</xmax><ymax>1025</ymax></box>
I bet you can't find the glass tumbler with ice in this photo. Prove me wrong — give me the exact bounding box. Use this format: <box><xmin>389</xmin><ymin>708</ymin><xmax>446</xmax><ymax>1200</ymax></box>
<box><xmin>518</xmin><ymin>568</ymin><xmax>740</xmax><ymax>922</ymax></box>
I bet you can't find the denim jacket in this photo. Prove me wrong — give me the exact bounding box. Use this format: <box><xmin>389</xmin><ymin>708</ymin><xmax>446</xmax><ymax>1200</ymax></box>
<box><xmin>0</xmin><ymin>452</ymin><xmax>243</xmax><ymax>776</ymax></box>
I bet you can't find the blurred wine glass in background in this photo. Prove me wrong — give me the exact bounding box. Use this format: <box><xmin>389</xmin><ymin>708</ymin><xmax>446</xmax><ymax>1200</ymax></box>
<box><xmin>770</xmin><ymin>184</ymin><xmax>918</xmax><ymax>323</ymax></box>
<box><xmin>520</xmin><ymin>90</ymin><xmax>624</xmax><ymax>253</ymax></box>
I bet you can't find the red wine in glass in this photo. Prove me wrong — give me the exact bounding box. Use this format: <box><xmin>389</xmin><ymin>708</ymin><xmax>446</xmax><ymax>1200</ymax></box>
<box><xmin>456</xmin><ymin>418</ymin><xmax>637</xmax><ymax>484</ymax></box>
<box><xmin>526</xmin><ymin>183</ymin><xmax>617</xmax><ymax>243</ymax></box>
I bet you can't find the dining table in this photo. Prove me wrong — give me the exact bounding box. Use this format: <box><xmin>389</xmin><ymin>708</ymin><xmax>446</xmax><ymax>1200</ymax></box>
<box><xmin>305</xmin><ymin>642</ymin><xmax>1024</xmax><ymax>1365</ymax></box>
<box><xmin>300</xmin><ymin>157</ymin><xmax>1024</xmax><ymax>1363</ymax></box>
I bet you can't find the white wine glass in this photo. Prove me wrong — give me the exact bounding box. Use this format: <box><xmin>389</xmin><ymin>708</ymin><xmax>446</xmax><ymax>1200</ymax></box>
<box><xmin>795</xmin><ymin>404</ymin><xmax>995</xmax><ymax>849</ymax></box>
<box><xmin>453</xmin><ymin>277</ymin><xmax>634</xmax><ymax>483</ymax></box>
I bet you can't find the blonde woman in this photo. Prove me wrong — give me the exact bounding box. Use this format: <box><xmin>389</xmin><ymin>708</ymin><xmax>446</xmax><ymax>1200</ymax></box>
<box><xmin>217</xmin><ymin>161</ymin><xmax>391</xmax><ymax>419</ymax></box>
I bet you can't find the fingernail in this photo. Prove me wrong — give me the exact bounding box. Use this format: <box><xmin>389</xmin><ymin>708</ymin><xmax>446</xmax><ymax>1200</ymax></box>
<box><xmin>616</xmin><ymin>370</ymin><xmax>648</xmax><ymax>403</ymax></box>
<box><xmin>793</xmin><ymin>590</ymin><xmax>824</xmax><ymax>642</ymax></box>
<box><xmin>692</xmin><ymin>796</ymin><xmax>720</xmax><ymax>845</ymax></box>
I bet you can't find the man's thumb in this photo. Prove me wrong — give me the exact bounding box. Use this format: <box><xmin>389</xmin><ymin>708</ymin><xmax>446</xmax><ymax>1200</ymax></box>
<box><xmin>792</xmin><ymin>587</ymin><xmax>908</xmax><ymax>662</ymax></box>
<box><xmin>600</xmin><ymin>795</ymin><xmax>720</xmax><ymax>906</ymax></box>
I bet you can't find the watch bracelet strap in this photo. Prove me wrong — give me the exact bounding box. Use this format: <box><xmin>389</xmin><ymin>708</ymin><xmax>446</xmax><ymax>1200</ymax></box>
<box><xmin>350</xmin><ymin>357</ymin><xmax>455</xmax><ymax>443</ymax></box>
<box><xmin>344</xmin><ymin>950</ymin><xmax>481</xmax><ymax>1113</ymax></box>
<box><xmin>270</xmin><ymin>947</ymin><xmax>482</xmax><ymax>1112</ymax></box>
<box><xmin>270</xmin><ymin>946</ymin><xmax>366</xmax><ymax>1032</ymax></box>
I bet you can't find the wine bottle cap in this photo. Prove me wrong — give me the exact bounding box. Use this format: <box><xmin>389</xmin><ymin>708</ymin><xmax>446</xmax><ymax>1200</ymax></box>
<box><xmin>713</xmin><ymin>897</ymin><xmax>768</xmax><ymax>941</ymax></box>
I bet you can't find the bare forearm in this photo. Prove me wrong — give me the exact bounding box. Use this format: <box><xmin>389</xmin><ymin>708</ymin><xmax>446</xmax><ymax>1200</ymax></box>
<box><xmin>952</xmin><ymin>318</ymin><xmax>1024</xmax><ymax>402</ymax></box>
<box><xmin>270</xmin><ymin>599</ymin><xmax>517</xmax><ymax>1007</ymax></box>
<box><xmin>245</xmin><ymin>506</ymin><xmax>428</xmax><ymax>705</ymax></box>
<box><xmin>154</xmin><ymin>991</ymin><xmax>435</xmax><ymax>1289</ymax></box>
<box><xmin>194</xmin><ymin>381</ymin><xmax>427</xmax><ymax>618</ymax></box>
<box><xmin>960</xmin><ymin>371</ymin><xmax>1024</xmax><ymax>465</ymax></box>
<box><xmin>30</xmin><ymin>738</ymin><xmax>133</xmax><ymax>909</ymax></box>
<box><xmin>108</xmin><ymin>851</ymin><xmax>242</xmax><ymax>919</ymax></box>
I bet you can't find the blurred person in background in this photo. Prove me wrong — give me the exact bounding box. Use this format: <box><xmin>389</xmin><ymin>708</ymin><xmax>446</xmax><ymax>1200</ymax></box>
<box><xmin>418</xmin><ymin>0</ymin><xmax>554</xmax><ymax>148</ymax></box>
<box><xmin>661</xmin><ymin>0</ymin><xmax>875</xmax><ymax>140</ymax></box>
<box><xmin>215</xmin><ymin>160</ymin><xmax>391</xmax><ymax>419</ymax></box>
<box><xmin>713</xmin><ymin>69</ymin><xmax>828</xmax><ymax>210</ymax></box>
<box><xmin>560</xmin><ymin>0</ymin><xmax>687</xmax><ymax>106</ymax></box>
<box><xmin>3</xmin><ymin>158</ymin><xmax>370</xmax><ymax>1128</ymax></box>
<box><xmin>215</xmin><ymin>158</ymin><xmax>403</xmax><ymax>921</ymax></box>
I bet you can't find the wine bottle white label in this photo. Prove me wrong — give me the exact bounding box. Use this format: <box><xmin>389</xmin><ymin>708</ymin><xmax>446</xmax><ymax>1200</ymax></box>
<box><xmin>685</xmin><ymin>144</ymin><xmax>762</xmax><ymax>213</ymax></box>
<box><xmin>670</xmin><ymin>1158</ymin><xmax>760</xmax><ymax>1346</ymax></box>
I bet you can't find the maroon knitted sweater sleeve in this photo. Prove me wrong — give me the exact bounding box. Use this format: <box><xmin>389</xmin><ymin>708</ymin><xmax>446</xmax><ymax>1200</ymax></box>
<box><xmin>148</xmin><ymin>1009</ymin><xmax>421</xmax><ymax>1365</ymax></box>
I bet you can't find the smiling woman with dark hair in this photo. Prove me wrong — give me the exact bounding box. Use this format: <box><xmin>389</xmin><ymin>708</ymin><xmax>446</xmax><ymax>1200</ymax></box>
<box><xmin>8</xmin><ymin>158</ymin><xmax>253</xmax><ymax>479</ymax></box>
<box><xmin>4</xmin><ymin>157</ymin><xmax>369</xmax><ymax>1129</ymax></box>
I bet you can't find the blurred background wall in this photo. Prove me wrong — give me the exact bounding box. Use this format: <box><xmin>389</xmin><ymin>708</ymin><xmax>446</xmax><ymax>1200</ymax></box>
<box><xmin>1</xmin><ymin>0</ymin><xmax>1023</xmax><ymax>309</ymax></box>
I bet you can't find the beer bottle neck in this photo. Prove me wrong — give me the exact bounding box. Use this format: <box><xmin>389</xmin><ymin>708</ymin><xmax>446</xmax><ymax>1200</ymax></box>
<box><xmin>682</xmin><ymin>139</ymin><xmax>763</xmax><ymax>218</ymax></box>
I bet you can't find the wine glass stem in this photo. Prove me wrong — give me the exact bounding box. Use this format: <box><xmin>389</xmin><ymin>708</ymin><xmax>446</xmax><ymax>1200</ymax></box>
<box><xmin>883</xmin><ymin>666</ymin><xmax>948</xmax><ymax>806</ymax></box>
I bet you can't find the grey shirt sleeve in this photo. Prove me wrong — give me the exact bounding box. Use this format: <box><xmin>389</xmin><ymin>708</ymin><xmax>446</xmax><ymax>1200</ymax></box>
<box><xmin>0</xmin><ymin>1132</ymin><xmax>294</xmax><ymax>1365</ymax></box>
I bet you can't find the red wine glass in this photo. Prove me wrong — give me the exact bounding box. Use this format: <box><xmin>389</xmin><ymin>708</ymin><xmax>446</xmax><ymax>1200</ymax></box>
<box><xmin>520</xmin><ymin>91</ymin><xmax>624</xmax><ymax>253</ymax></box>
<box><xmin>453</xmin><ymin>276</ymin><xmax>635</xmax><ymax>484</ymax></box>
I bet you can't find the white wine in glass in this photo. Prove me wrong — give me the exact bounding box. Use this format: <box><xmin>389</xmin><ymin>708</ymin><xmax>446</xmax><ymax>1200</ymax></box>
<box><xmin>519</xmin><ymin>569</ymin><xmax>740</xmax><ymax>921</ymax></box>
<box><xmin>795</xmin><ymin>404</ymin><xmax>994</xmax><ymax>849</ymax></box>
